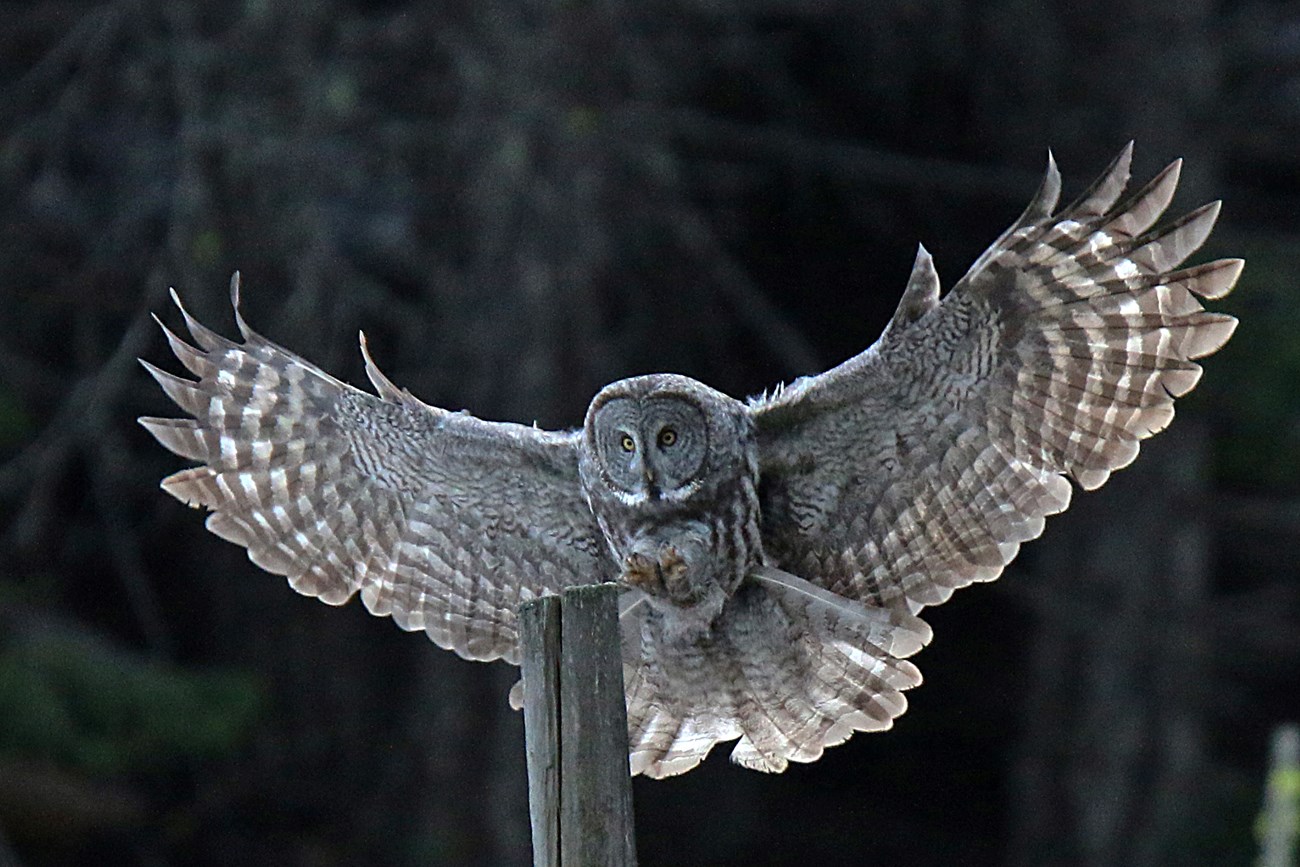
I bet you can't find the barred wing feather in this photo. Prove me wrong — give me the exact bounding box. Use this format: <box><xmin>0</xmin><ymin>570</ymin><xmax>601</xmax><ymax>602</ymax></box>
<box><xmin>754</xmin><ymin>144</ymin><xmax>1240</xmax><ymax>613</ymax></box>
<box><xmin>139</xmin><ymin>281</ymin><xmax>610</xmax><ymax>663</ymax></box>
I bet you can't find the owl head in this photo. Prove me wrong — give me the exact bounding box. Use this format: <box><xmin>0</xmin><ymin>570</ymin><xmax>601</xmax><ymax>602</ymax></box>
<box><xmin>581</xmin><ymin>373</ymin><xmax>754</xmax><ymax>504</ymax></box>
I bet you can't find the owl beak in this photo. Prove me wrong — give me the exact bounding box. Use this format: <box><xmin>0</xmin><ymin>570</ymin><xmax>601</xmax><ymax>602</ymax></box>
<box><xmin>641</xmin><ymin>463</ymin><xmax>659</xmax><ymax>498</ymax></box>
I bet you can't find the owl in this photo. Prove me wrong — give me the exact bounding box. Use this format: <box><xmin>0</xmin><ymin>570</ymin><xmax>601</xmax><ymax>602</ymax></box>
<box><xmin>140</xmin><ymin>144</ymin><xmax>1240</xmax><ymax>778</ymax></box>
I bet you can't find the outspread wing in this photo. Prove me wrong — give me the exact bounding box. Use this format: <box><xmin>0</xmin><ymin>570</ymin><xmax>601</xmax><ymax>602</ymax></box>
<box><xmin>753</xmin><ymin>144</ymin><xmax>1240</xmax><ymax>613</ymax></box>
<box><xmin>140</xmin><ymin>278</ymin><xmax>611</xmax><ymax>663</ymax></box>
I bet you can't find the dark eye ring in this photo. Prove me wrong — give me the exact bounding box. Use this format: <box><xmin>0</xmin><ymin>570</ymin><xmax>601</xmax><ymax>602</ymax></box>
<box><xmin>658</xmin><ymin>428</ymin><xmax>677</xmax><ymax>448</ymax></box>
<box><xmin>620</xmin><ymin>434</ymin><xmax>636</xmax><ymax>453</ymax></box>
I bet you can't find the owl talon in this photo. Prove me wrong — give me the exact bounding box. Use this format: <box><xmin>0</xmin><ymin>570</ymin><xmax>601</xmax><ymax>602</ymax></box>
<box><xmin>623</xmin><ymin>545</ymin><xmax>696</xmax><ymax>600</ymax></box>
<box><xmin>624</xmin><ymin>551</ymin><xmax>661</xmax><ymax>592</ymax></box>
<box><xmin>658</xmin><ymin>545</ymin><xmax>691</xmax><ymax>598</ymax></box>
<box><xmin>660</xmin><ymin>545</ymin><xmax>687</xmax><ymax>577</ymax></box>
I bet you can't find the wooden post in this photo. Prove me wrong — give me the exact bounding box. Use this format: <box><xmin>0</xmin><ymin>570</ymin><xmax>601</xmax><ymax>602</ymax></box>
<box><xmin>519</xmin><ymin>584</ymin><xmax>637</xmax><ymax>867</ymax></box>
<box><xmin>519</xmin><ymin>595</ymin><xmax>563</xmax><ymax>866</ymax></box>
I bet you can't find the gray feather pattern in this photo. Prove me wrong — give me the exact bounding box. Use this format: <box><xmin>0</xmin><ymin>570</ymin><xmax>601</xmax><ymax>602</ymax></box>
<box><xmin>141</xmin><ymin>145</ymin><xmax>1240</xmax><ymax>780</ymax></box>
<box><xmin>140</xmin><ymin>291</ymin><xmax>609</xmax><ymax>664</ymax></box>
<box><xmin>753</xmin><ymin>145</ymin><xmax>1239</xmax><ymax>614</ymax></box>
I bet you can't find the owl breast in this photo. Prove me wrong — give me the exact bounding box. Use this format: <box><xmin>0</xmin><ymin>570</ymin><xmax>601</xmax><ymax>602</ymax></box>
<box><xmin>578</xmin><ymin>374</ymin><xmax>764</xmax><ymax>633</ymax></box>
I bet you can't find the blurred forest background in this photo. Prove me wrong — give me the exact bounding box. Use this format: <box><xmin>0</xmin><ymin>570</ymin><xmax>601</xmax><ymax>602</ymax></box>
<box><xmin>2</xmin><ymin>1</ymin><xmax>1299</xmax><ymax>865</ymax></box>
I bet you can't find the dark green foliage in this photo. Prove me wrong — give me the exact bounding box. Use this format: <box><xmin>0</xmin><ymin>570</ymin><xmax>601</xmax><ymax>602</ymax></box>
<box><xmin>0</xmin><ymin>633</ymin><xmax>263</xmax><ymax>777</ymax></box>
<box><xmin>0</xmin><ymin>387</ymin><xmax>32</xmax><ymax>449</ymax></box>
<box><xmin>1208</xmin><ymin>235</ymin><xmax>1300</xmax><ymax>492</ymax></box>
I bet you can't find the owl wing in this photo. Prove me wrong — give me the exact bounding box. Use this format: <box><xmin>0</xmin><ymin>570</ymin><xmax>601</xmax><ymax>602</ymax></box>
<box><xmin>752</xmin><ymin>144</ymin><xmax>1240</xmax><ymax>613</ymax></box>
<box><xmin>139</xmin><ymin>280</ymin><xmax>611</xmax><ymax>663</ymax></box>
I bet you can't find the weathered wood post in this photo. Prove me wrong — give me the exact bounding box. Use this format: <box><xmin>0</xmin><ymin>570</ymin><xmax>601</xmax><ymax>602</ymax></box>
<box><xmin>519</xmin><ymin>595</ymin><xmax>563</xmax><ymax>865</ymax></box>
<box><xmin>519</xmin><ymin>583</ymin><xmax>638</xmax><ymax>866</ymax></box>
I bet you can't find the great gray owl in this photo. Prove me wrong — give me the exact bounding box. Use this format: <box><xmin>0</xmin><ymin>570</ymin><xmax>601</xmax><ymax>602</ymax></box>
<box><xmin>140</xmin><ymin>144</ymin><xmax>1240</xmax><ymax>778</ymax></box>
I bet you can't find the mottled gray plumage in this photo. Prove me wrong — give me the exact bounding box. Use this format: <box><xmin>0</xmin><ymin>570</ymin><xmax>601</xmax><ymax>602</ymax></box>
<box><xmin>141</xmin><ymin>144</ymin><xmax>1240</xmax><ymax>778</ymax></box>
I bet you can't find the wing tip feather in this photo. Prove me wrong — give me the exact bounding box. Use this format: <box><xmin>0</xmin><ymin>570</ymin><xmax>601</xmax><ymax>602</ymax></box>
<box><xmin>229</xmin><ymin>271</ymin><xmax>256</xmax><ymax>342</ymax></box>
<box><xmin>1199</xmin><ymin>258</ymin><xmax>1245</xmax><ymax>300</ymax></box>
<box><xmin>1027</xmin><ymin>149</ymin><xmax>1062</xmax><ymax>220</ymax></box>
<box><xmin>359</xmin><ymin>331</ymin><xmax>406</xmax><ymax>402</ymax></box>
<box><xmin>1186</xmin><ymin>312</ymin><xmax>1238</xmax><ymax>359</ymax></box>
<box><xmin>884</xmin><ymin>243</ymin><xmax>942</xmax><ymax>333</ymax></box>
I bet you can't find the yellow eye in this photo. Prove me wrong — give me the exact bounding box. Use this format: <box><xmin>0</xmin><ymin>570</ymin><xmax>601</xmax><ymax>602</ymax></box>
<box><xmin>658</xmin><ymin>428</ymin><xmax>677</xmax><ymax>448</ymax></box>
<box><xmin>620</xmin><ymin>434</ymin><xmax>636</xmax><ymax>453</ymax></box>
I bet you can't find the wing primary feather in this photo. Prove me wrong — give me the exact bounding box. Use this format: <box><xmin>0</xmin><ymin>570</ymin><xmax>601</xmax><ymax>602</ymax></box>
<box><xmin>750</xmin><ymin>566</ymin><xmax>933</xmax><ymax>654</ymax></box>
<box><xmin>1123</xmin><ymin>200</ymin><xmax>1221</xmax><ymax>274</ymax></box>
<box><xmin>138</xmin><ymin>416</ymin><xmax>209</xmax><ymax>461</ymax></box>
<box><xmin>1176</xmin><ymin>258</ymin><xmax>1244</xmax><ymax>301</ymax></box>
<box><xmin>359</xmin><ymin>331</ymin><xmax>406</xmax><ymax>402</ymax></box>
<box><xmin>152</xmin><ymin>313</ymin><xmax>215</xmax><ymax>378</ymax></box>
<box><xmin>138</xmin><ymin>359</ymin><xmax>207</xmax><ymax>417</ymax></box>
<box><xmin>170</xmin><ymin>287</ymin><xmax>237</xmax><ymax>353</ymax></box>
<box><xmin>229</xmin><ymin>270</ymin><xmax>242</xmax><ymax>315</ymax></box>
<box><xmin>229</xmin><ymin>271</ymin><xmax>275</xmax><ymax>352</ymax></box>
<box><xmin>883</xmin><ymin>244</ymin><xmax>941</xmax><ymax>336</ymax></box>
<box><xmin>230</xmin><ymin>271</ymin><xmax>255</xmax><ymax>342</ymax></box>
<box><xmin>960</xmin><ymin>150</ymin><xmax>1061</xmax><ymax>283</ymax></box>
<box><xmin>1061</xmin><ymin>141</ymin><xmax>1133</xmax><ymax>219</ymax></box>
<box><xmin>1020</xmin><ymin>150</ymin><xmax>1063</xmax><ymax>223</ymax></box>
<box><xmin>1103</xmin><ymin>159</ymin><xmax>1182</xmax><ymax>238</ymax></box>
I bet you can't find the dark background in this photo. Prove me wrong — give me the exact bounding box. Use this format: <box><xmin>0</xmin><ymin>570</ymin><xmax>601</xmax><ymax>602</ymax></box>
<box><xmin>2</xmin><ymin>1</ymin><xmax>1298</xmax><ymax>865</ymax></box>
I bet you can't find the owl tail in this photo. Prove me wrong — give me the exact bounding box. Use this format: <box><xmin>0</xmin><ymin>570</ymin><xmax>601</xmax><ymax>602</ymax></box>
<box><xmin>622</xmin><ymin>568</ymin><xmax>931</xmax><ymax>778</ymax></box>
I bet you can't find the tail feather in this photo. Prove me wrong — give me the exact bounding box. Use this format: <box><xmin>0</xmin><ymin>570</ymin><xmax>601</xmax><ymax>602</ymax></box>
<box><xmin>624</xmin><ymin>578</ymin><xmax>926</xmax><ymax>778</ymax></box>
